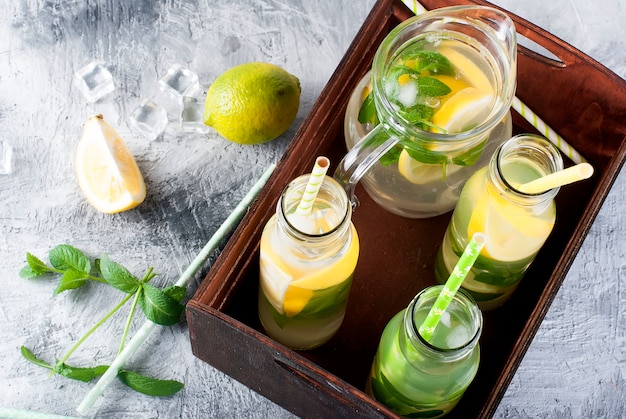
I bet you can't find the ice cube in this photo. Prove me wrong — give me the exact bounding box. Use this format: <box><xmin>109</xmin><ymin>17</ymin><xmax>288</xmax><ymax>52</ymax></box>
<box><xmin>0</xmin><ymin>141</ymin><xmax>13</xmax><ymax>174</ymax></box>
<box><xmin>159</xmin><ymin>64</ymin><xmax>200</xmax><ymax>98</ymax></box>
<box><xmin>129</xmin><ymin>100</ymin><xmax>168</xmax><ymax>140</ymax></box>
<box><xmin>180</xmin><ymin>96</ymin><xmax>209</xmax><ymax>133</ymax></box>
<box><xmin>74</xmin><ymin>60</ymin><xmax>115</xmax><ymax>103</ymax></box>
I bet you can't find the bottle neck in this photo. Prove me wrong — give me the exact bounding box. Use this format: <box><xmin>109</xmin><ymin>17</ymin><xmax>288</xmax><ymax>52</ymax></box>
<box><xmin>276</xmin><ymin>175</ymin><xmax>352</xmax><ymax>258</ymax></box>
<box><xmin>486</xmin><ymin>134</ymin><xmax>563</xmax><ymax>212</ymax></box>
<box><xmin>401</xmin><ymin>286</ymin><xmax>482</xmax><ymax>364</ymax></box>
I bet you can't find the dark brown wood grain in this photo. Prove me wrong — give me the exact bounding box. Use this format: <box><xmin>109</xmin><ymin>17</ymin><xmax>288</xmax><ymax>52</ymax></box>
<box><xmin>187</xmin><ymin>1</ymin><xmax>626</xmax><ymax>417</ymax></box>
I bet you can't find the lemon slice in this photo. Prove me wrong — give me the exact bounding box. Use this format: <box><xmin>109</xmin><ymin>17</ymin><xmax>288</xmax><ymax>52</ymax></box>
<box><xmin>439</xmin><ymin>45</ymin><xmax>494</xmax><ymax>94</ymax></box>
<box><xmin>398</xmin><ymin>149</ymin><xmax>461</xmax><ymax>184</ymax></box>
<box><xmin>259</xmin><ymin>232</ymin><xmax>293</xmax><ymax>314</ymax></box>
<box><xmin>282</xmin><ymin>225</ymin><xmax>359</xmax><ymax>317</ymax></box>
<box><xmin>467</xmin><ymin>194</ymin><xmax>553</xmax><ymax>261</ymax></box>
<box><xmin>431</xmin><ymin>87</ymin><xmax>493</xmax><ymax>134</ymax></box>
<box><xmin>76</xmin><ymin>115</ymin><xmax>146</xmax><ymax>214</ymax></box>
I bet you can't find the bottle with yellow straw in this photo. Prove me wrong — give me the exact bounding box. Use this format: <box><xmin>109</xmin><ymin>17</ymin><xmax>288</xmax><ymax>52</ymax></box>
<box><xmin>366</xmin><ymin>233</ymin><xmax>485</xmax><ymax>417</ymax></box>
<box><xmin>435</xmin><ymin>134</ymin><xmax>594</xmax><ymax>310</ymax></box>
<box><xmin>257</xmin><ymin>156</ymin><xmax>360</xmax><ymax>350</ymax></box>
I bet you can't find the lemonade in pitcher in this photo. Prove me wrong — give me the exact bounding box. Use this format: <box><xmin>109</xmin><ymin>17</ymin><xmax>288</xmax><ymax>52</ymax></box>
<box><xmin>435</xmin><ymin>135</ymin><xmax>563</xmax><ymax>310</ymax></box>
<box><xmin>258</xmin><ymin>173</ymin><xmax>359</xmax><ymax>350</ymax></box>
<box><xmin>339</xmin><ymin>6</ymin><xmax>517</xmax><ymax>218</ymax></box>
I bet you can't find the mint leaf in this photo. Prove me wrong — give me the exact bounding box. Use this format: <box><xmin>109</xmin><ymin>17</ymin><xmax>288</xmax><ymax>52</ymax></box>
<box><xmin>20</xmin><ymin>253</ymin><xmax>51</xmax><ymax>278</ymax></box>
<box><xmin>163</xmin><ymin>285</ymin><xmax>186</xmax><ymax>303</ymax></box>
<box><xmin>118</xmin><ymin>370</ymin><xmax>184</xmax><ymax>397</ymax></box>
<box><xmin>138</xmin><ymin>283</ymin><xmax>185</xmax><ymax>326</ymax></box>
<box><xmin>358</xmin><ymin>91</ymin><xmax>378</xmax><ymax>124</ymax></box>
<box><xmin>55</xmin><ymin>363</ymin><xmax>109</xmax><ymax>383</ymax></box>
<box><xmin>21</xmin><ymin>346</ymin><xmax>53</xmax><ymax>370</ymax></box>
<box><xmin>99</xmin><ymin>254</ymin><xmax>140</xmax><ymax>294</ymax></box>
<box><xmin>416</xmin><ymin>76</ymin><xmax>451</xmax><ymax>97</ymax></box>
<box><xmin>404</xmin><ymin>144</ymin><xmax>447</xmax><ymax>165</ymax></box>
<box><xmin>54</xmin><ymin>269</ymin><xmax>88</xmax><ymax>295</ymax></box>
<box><xmin>49</xmin><ymin>244</ymin><xmax>90</xmax><ymax>274</ymax></box>
<box><xmin>379</xmin><ymin>145</ymin><xmax>403</xmax><ymax>166</ymax></box>
<box><xmin>407</xmin><ymin>50</ymin><xmax>455</xmax><ymax>75</ymax></box>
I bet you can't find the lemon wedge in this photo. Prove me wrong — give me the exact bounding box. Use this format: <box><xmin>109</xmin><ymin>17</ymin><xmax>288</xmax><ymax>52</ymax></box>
<box><xmin>398</xmin><ymin>149</ymin><xmax>461</xmax><ymax>184</ymax></box>
<box><xmin>431</xmin><ymin>87</ymin><xmax>493</xmax><ymax>134</ymax></box>
<box><xmin>76</xmin><ymin>115</ymin><xmax>146</xmax><ymax>214</ymax></box>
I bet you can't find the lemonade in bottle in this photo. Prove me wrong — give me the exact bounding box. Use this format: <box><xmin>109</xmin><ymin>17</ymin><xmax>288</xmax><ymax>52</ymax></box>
<box><xmin>338</xmin><ymin>6</ymin><xmax>517</xmax><ymax>218</ymax></box>
<box><xmin>366</xmin><ymin>286</ymin><xmax>482</xmax><ymax>418</ymax></box>
<box><xmin>435</xmin><ymin>134</ymin><xmax>564</xmax><ymax>310</ymax></box>
<box><xmin>258</xmin><ymin>162</ymin><xmax>359</xmax><ymax>350</ymax></box>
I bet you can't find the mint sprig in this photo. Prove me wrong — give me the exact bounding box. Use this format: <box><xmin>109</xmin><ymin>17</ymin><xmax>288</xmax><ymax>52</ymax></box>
<box><xmin>19</xmin><ymin>244</ymin><xmax>185</xmax><ymax>397</ymax></box>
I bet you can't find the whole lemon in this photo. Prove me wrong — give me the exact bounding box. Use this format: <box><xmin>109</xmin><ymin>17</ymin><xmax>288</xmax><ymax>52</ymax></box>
<box><xmin>203</xmin><ymin>62</ymin><xmax>301</xmax><ymax>145</ymax></box>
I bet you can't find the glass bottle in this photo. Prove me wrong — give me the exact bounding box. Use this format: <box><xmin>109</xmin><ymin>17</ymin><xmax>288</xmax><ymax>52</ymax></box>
<box><xmin>258</xmin><ymin>174</ymin><xmax>359</xmax><ymax>350</ymax></box>
<box><xmin>367</xmin><ymin>285</ymin><xmax>482</xmax><ymax>418</ymax></box>
<box><xmin>435</xmin><ymin>134</ymin><xmax>564</xmax><ymax>310</ymax></box>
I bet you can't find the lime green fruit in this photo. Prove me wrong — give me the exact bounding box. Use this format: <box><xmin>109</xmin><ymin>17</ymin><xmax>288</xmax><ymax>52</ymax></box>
<box><xmin>203</xmin><ymin>62</ymin><xmax>301</xmax><ymax>145</ymax></box>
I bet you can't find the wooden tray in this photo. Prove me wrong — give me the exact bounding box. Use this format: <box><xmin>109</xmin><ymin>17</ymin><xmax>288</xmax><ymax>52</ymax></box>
<box><xmin>187</xmin><ymin>0</ymin><xmax>626</xmax><ymax>417</ymax></box>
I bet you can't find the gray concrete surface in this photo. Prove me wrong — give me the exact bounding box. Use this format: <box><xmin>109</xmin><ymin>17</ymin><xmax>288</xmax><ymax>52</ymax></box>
<box><xmin>0</xmin><ymin>0</ymin><xmax>624</xmax><ymax>418</ymax></box>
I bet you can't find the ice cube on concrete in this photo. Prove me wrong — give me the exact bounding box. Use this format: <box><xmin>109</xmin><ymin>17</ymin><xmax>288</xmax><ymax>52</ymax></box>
<box><xmin>130</xmin><ymin>100</ymin><xmax>168</xmax><ymax>140</ymax></box>
<box><xmin>180</xmin><ymin>96</ymin><xmax>209</xmax><ymax>133</ymax></box>
<box><xmin>159</xmin><ymin>64</ymin><xmax>200</xmax><ymax>98</ymax></box>
<box><xmin>74</xmin><ymin>60</ymin><xmax>115</xmax><ymax>102</ymax></box>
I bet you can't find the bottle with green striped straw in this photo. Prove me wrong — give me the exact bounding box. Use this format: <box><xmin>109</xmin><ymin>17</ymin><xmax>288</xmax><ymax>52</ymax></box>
<box><xmin>366</xmin><ymin>237</ymin><xmax>484</xmax><ymax>417</ymax></box>
<box><xmin>257</xmin><ymin>156</ymin><xmax>360</xmax><ymax>350</ymax></box>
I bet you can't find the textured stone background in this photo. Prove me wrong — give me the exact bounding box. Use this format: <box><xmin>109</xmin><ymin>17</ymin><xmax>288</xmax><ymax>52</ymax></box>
<box><xmin>0</xmin><ymin>0</ymin><xmax>623</xmax><ymax>418</ymax></box>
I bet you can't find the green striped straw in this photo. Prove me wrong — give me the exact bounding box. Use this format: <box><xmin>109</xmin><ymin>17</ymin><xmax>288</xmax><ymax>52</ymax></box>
<box><xmin>400</xmin><ymin>0</ymin><xmax>586</xmax><ymax>164</ymax></box>
<box><xmin>418</xmin><ymin>232</ymin><xmax>486</xmax><ymax>342</ymax></box>
<box><xmin>295</xmin><ymin>156</ymin><xmax>330</xmax><ymax>215</ymax></box>
<box><xmin>76</xmin><ymin>163</ymin><xmax>276</xmax><ymax>416</ymax></box>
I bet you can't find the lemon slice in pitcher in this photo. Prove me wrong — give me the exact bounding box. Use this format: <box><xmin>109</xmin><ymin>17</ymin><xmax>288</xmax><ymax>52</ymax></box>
<box><xmin>431</xmin><ymin>87</ymin><xmax>493</xmax><ymax>134</ymax></box>
<box><xmin>398</xmin><ymin>149</ymin><xmax>461</xmax><ymax>184</ymax></box>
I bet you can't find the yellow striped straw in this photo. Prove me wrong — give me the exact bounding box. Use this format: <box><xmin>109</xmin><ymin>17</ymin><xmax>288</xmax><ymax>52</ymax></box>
<box><xmin>400</xmin><ymin>0</ymin><xmax>587</xmax><ymax>164</ymax></box>
<box><xmin>295</xmin><ymin>156</ymin><xmax>330</xmax><ymax>215</ymax></box>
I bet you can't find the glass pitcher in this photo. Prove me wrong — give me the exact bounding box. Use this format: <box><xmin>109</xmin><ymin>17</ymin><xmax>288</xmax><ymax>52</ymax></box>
<box><xmin>337</xmin><ymin>6</ymin><xmax>517</xmax><ymax>218</ymax></box>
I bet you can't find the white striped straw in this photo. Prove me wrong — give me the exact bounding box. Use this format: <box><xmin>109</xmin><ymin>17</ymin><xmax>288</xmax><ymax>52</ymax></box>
<box><xmin>295</xmin><ymin>156</ymin><xmax>330</xmax><ymax>215</ymax></box>
<box><xmin>400</xmin><ymin>0</ymin><xmax>586</xmax><ymax>164</ymax></box>
<box><xmin>76</xmin><ymin>163</ymin><xmax>276</xmax><ymax>416</ymax></box>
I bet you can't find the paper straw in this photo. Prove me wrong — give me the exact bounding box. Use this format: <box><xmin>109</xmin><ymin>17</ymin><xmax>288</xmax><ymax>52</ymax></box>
<box><xmin>517</xmin><ymin>162</ymin><xmax>593</xmax><ymax>194</ymax></box>
<box><xmin>418</xmin><ymin>233</ymin><xmax>486</xmax><ymax>342</ymax></box>
<box><xmin>0</xmin><ymin>407</ymin><xmax>80</xmax><ymax>419</ymax></box>
<box><xmin>295</xmin><ymin>156</ymin><xmax>330</xmax><ymax>215</ymax></box>
<box><xmin>400</xmin><ymin>0</ymin><xmax>587</xmax><ymax>164</ymax></box>
<box><xmin>512</xmin><ymin>97</ymin><xmax>586</xmax><ymax>164</ymax></box>
<box><xmin>76</xmin><ymin>163</ymin><xmax>275</xmax><ymax>416</ymax></box>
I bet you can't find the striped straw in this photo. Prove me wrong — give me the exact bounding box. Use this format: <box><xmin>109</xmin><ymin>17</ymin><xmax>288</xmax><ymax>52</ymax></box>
<box><xmin>295</xmin><ymin>156</ymin><xmax>330</xmax><ymax>215</ymax></box>
<box><xmin>76</xmin><ymin>163</ymin><xmax>276</xmax><ymax>416</ymax></box>
<box><xmin>400</xmin><ymin>0</ymin><xmax>586</xmax><ymax>164</ymax></box>
<box><xmin>418</xmin><ymin>233</ymin><xmax>486</xmax><ymax>342</ymax></box>
<box><xmin>512</xmin><ymin>97</ymin><xmax>586</xmax><ymax>163</ymax></box>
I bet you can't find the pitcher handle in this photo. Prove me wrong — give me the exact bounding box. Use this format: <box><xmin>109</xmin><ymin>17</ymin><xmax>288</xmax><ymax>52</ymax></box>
<box><xmin>333</xmin><ymin>124</ymin><xmax>400</xmax><ymax>209</ymax></box>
